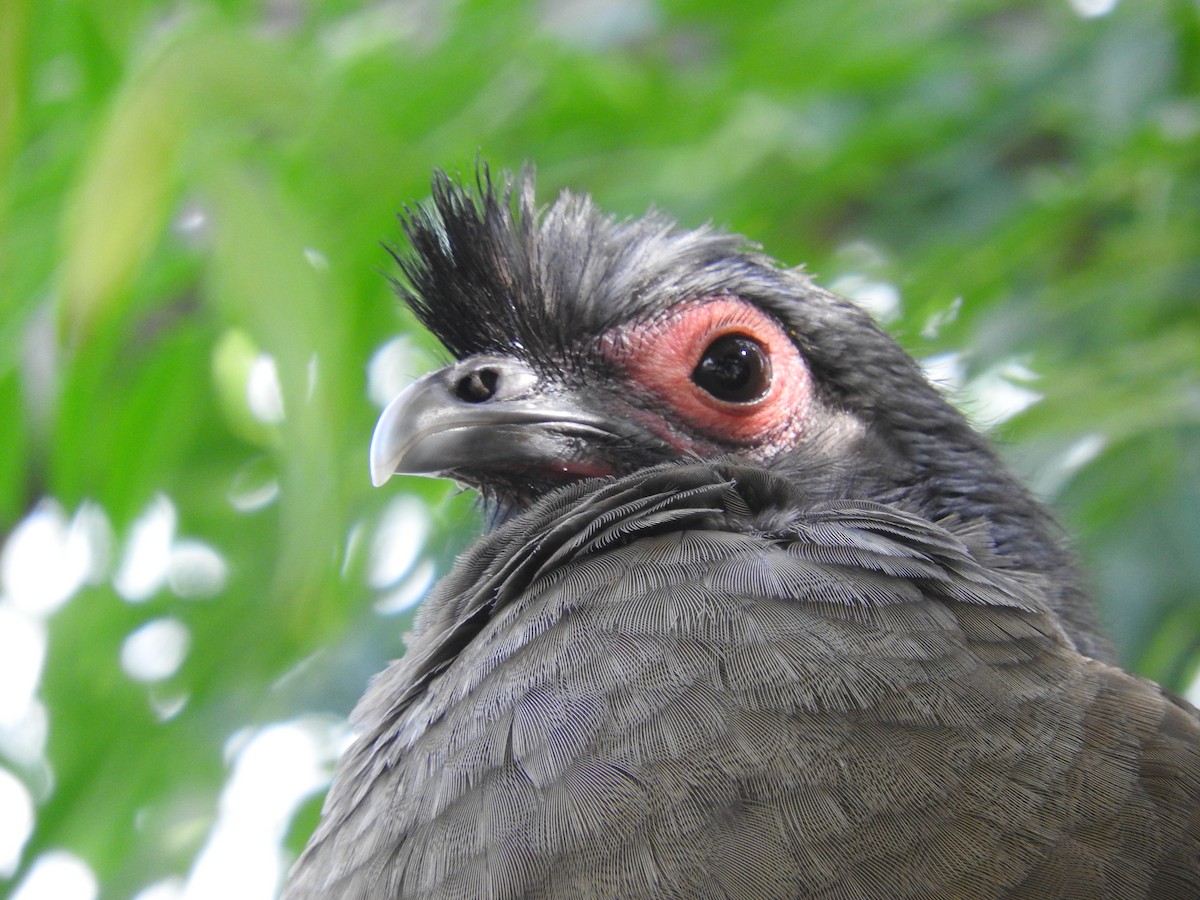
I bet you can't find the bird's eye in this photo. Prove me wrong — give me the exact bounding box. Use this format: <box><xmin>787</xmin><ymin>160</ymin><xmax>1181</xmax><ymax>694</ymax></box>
<box><xmin>692</xmin><ymin>333</ymin><xmax>771</xmax><ymax>404</ymax></box>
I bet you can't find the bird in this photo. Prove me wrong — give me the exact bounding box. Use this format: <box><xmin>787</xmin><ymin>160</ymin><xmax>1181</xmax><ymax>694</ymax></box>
<box><xmin>283</xmin><ymin>168</ymin><xmax>1200</xmax><ymax>899</ymax></box>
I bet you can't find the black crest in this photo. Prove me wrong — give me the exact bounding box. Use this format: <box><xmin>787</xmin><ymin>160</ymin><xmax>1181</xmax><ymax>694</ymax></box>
<box><xmin>390</xmin><ymin>167</ymin><xmax>769</xmax><ymax>367</ymax></box>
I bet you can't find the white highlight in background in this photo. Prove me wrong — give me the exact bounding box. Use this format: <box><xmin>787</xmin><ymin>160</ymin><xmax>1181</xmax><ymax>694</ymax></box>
<box><xmin>167</xmin><ymin>541</ymin><xmax>228</xmax><ymax>599</ymax></box>
<box><xmin>9</xmin><ymin>850</ymin><xmax>97</xmax><ymax>900</ymax></box>
<box><xmin>228</xmin><ymin>458</ymin><xmax>281</xmax><ymax>513</ymax></box>
<box><xmin>121</xmin><ymin>618</ymin><xmax>191</xmax><ymax>683</ymax></box>
<box><xmin>368</xmin><ymin>496</ymin><xmax>430</xmax><ymax>590</ymax></box>
<box><xmin>0</xmin><ymin>768</ymin><xmax>34</xmax><ymax>878</ymax></box>
<box><xmin>115</xmin><ymin>496</ymin><xmax>178</xmax><ymax>602</ymax></box>
<box><xmin>2</xmin><ymin>500</ymin><xmax>108</xmax><ymax>616</ymax></box>
<box><xmin>182</xmin><ymin>719</ymin><xmax>345</xmax><ymax>900</ymax></box>
<box><xmin>247</xmin><ymin>355</ymin><xmax>286</xmax><ymax>424</ymax></box>
<box><xmin>0</xmin><ymin>700</ymin><xmax>49</xmax><ymax>770</ymax></box>
<box><xmin>131</xmin><ymin>877</ymin><xmax>185</xmax><ymax>900</ymax></box>
<box><xmin>829</xmin><ymin>273</ymin><xmax>901</xmax><ymax>323</ymax></box>
<box><xmin>922</xmin><ymin>353</ymin><xmax>1043</xmax><ymax>430</ymax></box>
<box><xmin>1187</xmin><ymin>670</ymin><xmax>1200</xmax><ymax>708</ymax></box>
<box><xmin>0</xmin><ymin>606</ymin><xmax>47</xmax><ymax>729</ymax></box>
<box><xmin>367</xmin><ymin>336</ymin><xmax>440</xmax><ymax>409</ymax></box>
<box><xmin>375</xmin><ymin>560</ymin><xmax>436</xmax><ymax>616</ymax></box>
<box><xmin>1069</xmin><ymin>0</ymin><xmax>1119</xmax><ymax>18</ymax></box>
<box><xmin>966</xmin><ymin>360</ymin><xmax>1043</xmax><ymax>427</ymax></box>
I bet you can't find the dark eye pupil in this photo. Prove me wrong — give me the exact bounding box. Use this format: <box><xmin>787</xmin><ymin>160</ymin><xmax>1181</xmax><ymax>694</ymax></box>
<box><xmin>691</xmin><ymin>334</ymin><xmax>771</xmax><ymax>403</ymax></box>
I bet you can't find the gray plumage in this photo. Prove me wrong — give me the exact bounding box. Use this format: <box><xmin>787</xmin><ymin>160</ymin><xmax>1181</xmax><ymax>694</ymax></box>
<box><xmin>284</xmin><ymin>170</ymin><xmax>1200</xmax><ymax>898</ymax></box>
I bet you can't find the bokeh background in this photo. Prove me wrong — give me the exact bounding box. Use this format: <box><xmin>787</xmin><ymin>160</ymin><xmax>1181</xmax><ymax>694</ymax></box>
<box><xmin>1</xmin><ymin>0</ymin><xmax>1198</xmax><ymax>896</ymax></box>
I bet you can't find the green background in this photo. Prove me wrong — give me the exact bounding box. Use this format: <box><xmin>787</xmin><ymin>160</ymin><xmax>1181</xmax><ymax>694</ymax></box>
<box><xmin>1</xmin><ymin>0</ymin><xmax>1198</xmax><ymax>895</ymax></box>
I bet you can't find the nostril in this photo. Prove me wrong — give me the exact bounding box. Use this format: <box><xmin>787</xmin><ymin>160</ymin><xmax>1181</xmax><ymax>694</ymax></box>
<box><xmin>454</xmin><ymin>367</ymin><xmax>500</xmax><ymax>403</ymax></box>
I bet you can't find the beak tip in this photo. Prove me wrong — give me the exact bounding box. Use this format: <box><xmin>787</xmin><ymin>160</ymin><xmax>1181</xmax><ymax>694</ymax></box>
<box><xmin>370</xmin><ymin>391</ymin><xmax>410</xmax><ymax>488</ymax></box>
<box><xmin>369</xmin><ymin>428</ymin><xmax>398</xmax><ymax>488</ymax></box>
<box><xmin>368</xmin><ymin>440</ymin><xmax>398</xmax><ymax>488</ymax></box>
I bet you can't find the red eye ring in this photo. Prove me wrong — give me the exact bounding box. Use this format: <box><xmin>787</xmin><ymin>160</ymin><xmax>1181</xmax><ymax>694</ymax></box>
<box><xmin>602</xmin><ymin>297</ymin><xmax>811</xmax><ymax>450</ymax></box>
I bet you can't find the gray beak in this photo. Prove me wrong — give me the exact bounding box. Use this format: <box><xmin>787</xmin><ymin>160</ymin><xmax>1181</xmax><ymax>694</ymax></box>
<box><xmin>369</xmin><ymin>355</ymin><xmax>626</xmax><ymax>488</ymax></box>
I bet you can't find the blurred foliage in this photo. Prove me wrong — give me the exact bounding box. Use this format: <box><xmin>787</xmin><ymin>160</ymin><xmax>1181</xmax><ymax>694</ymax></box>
<box><xmin>0</xmin><ymin>0</ymin><xmax>1198</xmax><ymax>896</ymax></box>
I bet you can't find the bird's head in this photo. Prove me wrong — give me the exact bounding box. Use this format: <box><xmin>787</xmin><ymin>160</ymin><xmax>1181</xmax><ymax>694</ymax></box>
<box><xmin>371</xmin><ymin>168</ymin><xmax>1061</xmax><ymax>572</ymax></box>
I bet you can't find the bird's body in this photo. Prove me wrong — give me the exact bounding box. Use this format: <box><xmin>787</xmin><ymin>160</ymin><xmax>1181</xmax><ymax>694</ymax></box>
<box><xmin>284</xmin><ymin>170</ymin><xmax>1200</xmax><ymax>898</ymax></box>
